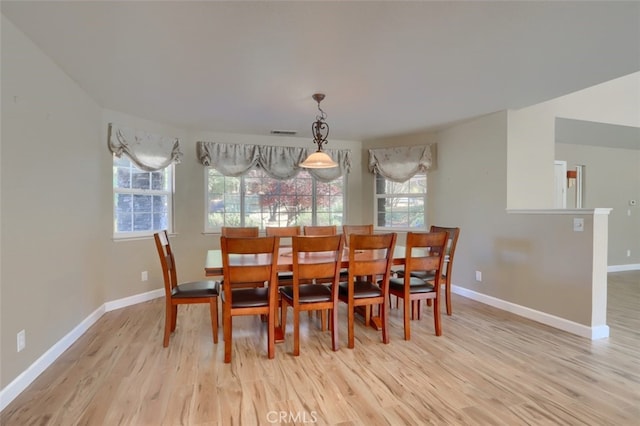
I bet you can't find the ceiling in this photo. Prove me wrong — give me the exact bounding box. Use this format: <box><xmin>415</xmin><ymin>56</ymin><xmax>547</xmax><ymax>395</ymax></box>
<box><xmin>2</xmin><ymin>1</ymin><xmax>639</xmax><ymax>142</ymax></box>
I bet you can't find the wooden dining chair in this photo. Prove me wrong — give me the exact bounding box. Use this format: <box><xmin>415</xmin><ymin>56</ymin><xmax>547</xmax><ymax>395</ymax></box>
<box><xmin>303</xmin><ymin>225</ymin><xmax>337</xmax><ymax>236</ymax></box>
<box><xmin>409</xmin><ymin>226</ymin><xmax>460</xmax><ymax>316</ymax></box>
<box><xmin>342</xmin><ymin>224</ymin><xmax>374</xmax><ymax>237</ymax></box>
<box><xmin>388</xmin><ymin>231</ymin><xmax>447</xmax><ymax>339</ymax></box>
<box><xmin>265</xmin><ymin>225</ymin><xmax>300</xmax><ymax>238</ymax></box>
<box><xmin>154</xmin><ymin>231</ymin><xmax>219</xmax><ymax>347</ymax></box>
<box><xmin>338</xmin><ymin>233</ymin><xmax>397</xmax><ymax>348</ymax></box>
<box><xmin>220</xmin><ymin>235</ymin><xmax>280</xmax><ymax>363</ymax></box>
<box><xmin>280</xmin><ymin>234</ymin><xmax>344</xmax><ymax>355</ymax></box>
<box><xmin>220</xmin><ymin>226</ymin><xmax>260</xmax><ymax>237</ymax></box>
<box><xmin>265</xmin><ymin>226</ymin><xmax>300</xmax><ymax>286</ymax></box>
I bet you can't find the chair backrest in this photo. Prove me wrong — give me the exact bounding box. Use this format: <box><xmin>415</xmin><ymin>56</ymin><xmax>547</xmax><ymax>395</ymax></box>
<box><xmin>154</xmin><ymin>230</ymin><xmax>177</xmax><ymax>297</ymax></box>
<box><xmin>221</xmin><ymin>226</ymin><xmax>260</xmax><ymax>237</ymax></box>
<box><xmin>429</xmin><ymin>225</ymin><xmax>460</xmax><ymax>277</ymax></box>
<box><xmin>347</xmin><ymin>233</ymin><xmax>397</xmax><ymax>283</ymax></box>
<box><xmin>303</xmin><ymin>225</ymin><xmax>337</xmax><ymax>236</ymax></box>
<box><xmin>404</xmin><ymin>231</ymin><xmax>448</xmax><ymax>287</ymax></box>
<box><xmin>265</xmin><ymin>226</ymin><xmax>301</xmax><ymax>237</ymax></box>
<box><xmin>220</xmin><ymin>236</ymin><xmax>280</xmax><ymax>300</ymax></box>
<box><xmin>342</xmin><ymin>224</ymin><xmax>374</xmax><ymax>237</ymax></box>
<box><xmin>292</xmin><ymin>235</ymin><xmax>344</xmax><ymax>286</ymax></box>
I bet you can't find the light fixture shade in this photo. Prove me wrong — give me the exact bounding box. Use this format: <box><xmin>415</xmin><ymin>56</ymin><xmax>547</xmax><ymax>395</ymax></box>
<box><xmin>300</xmin><ymin>150</ymin><xmax>338</xmax><ymax>168</ymax></box>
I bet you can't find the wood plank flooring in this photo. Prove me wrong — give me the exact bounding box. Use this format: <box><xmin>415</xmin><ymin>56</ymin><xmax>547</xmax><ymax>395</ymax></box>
<box><xmin>2</xmin><ymin>271</ymin><xmax>639</xmax><ymax>425</ymax></box>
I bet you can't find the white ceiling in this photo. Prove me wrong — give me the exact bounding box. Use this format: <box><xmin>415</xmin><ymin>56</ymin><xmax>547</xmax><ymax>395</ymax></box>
<box><xmin>2</xmin><ymin>1</ymin><xmax>639</xmax><ymax>142</ymax></box>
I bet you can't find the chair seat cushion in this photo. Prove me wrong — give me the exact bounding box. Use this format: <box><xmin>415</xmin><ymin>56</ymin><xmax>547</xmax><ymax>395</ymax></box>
<box><xmin>222</xmin><ymin>287</ymin><xmax>270</xmax><ymax>308</ymax></box>
<box><xmin>280</xmin><ymin>284</ymin><xmax>332</xmax><ymax>303</ymax></box>
<box><xmin>338</xmin><ymin>280</ymin><xmax>382</xmax><ymax>298</ymax></box>
<box><xmin>277</xmin><ymin>271</ymin><xmax>294</xmax><ymax>279</ymax></box>
<box><xmin>173</xmin><ymin>280</ymin><xmax>219</xmax><ymax>298</ymax></box>
<box><xmin>388</xmin><ymin>277</ymin><xmax>435</xmax><ymax>294</ymax></box>
<box><xmin>409</xmin><ymin>271</ymin><xmax>438</xmax><ymax>280</ymax></box>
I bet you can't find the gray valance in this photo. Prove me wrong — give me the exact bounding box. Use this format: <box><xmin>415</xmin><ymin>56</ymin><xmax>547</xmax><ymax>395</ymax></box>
<box><xmin>108</xmin><ymin>123</ymin><xmax>182</xmax><ymax>171</ymax></box>
<box><xmin>197</xmin><ymin>141</ymin><xmax>351</xmax><ymax>182</ymax></box>
<box><xmin>368</xmin><ymin>145</ymin><xmax>433</xmax><ymax>182</ymax></box>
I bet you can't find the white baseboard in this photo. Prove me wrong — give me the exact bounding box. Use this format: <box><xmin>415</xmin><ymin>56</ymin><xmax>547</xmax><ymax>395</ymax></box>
<box><xmin>104</xmin><ymin>288</ymin><xmax>164</xmax><ymax>312</ymax></box>
<box><xmin>451</xmin><ymin>285</ymin><xmax>609</xmax><ymax>341</ymax></box>
<box><xmin>607</xmin><ymin>263</ymin><xmax>640</xmax><ymax>272</ymax></box>
<box><xmin>0</xmin><ymin>289</ymin><xmax>164</xmax><ymax>413</ymax></box>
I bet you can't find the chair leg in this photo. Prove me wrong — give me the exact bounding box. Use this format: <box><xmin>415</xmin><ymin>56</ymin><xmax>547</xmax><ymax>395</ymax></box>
<box><xmin>347</xmin><ymin>303</ymin><xmax>355</xmax><ymax>349</ymax></box>
<box><xmin>163</xmin><ymin>300</ymin><xmax>172</xmax><ymax>347</ymax></box>
<box><xmin>320</xmin><ymin>310</ymin><xmax>328</xmax><ymax>331</ymax></box>
<box><xmin>403</xmin><ymin>297</ymin><xmax>411</xmax><ymax>341</ymax></box>
<box><xmin>224</xmin><ymin>314</ymin><xmax>232</xmax><ymax>363</ymax></box>
<box><xmin>171</xmin><ymin>305</ymin><xmax>178</xmax><ymax>331</ymax></box>
<box><xmin>293</xmin><ymin>307</ymin><xmax>300</xmax><ymax>356</ymax></box>
<box><xmin>330</xmin><ymin>307</ymin><xmax>338</xmax><ymax>351</ymax></box>
<box><xmin>267</xmin><ymin>308</ymin><xmax>275</xmax><ymax>359</ymax></box>
<box><xmin>380</xmin><ymin>301</ymin><xmax>389</xmax><ymax>344</ymax></box>
<box><xmin>364</xmin><ymin>305</ymin><xmax>371</xmax><ymax>327</ymax></box>
<box><xmin>209</xmin><ymin>298</ymin><xmax>218</xmax><ymax>344</ymax></box>
<box><xmin>433</xmin><ymin>297</ymin><xmax>442</xmax><ymax>336</ymax></box>
<box><xmin>445</xmin><ymin>281</ymin><xmax>452</xmax><ymax>316</ymax></box>
<box><xmin>280</xmin><ymin>300</ymin><xmax>288</xmax><ymax>334</ymax></box>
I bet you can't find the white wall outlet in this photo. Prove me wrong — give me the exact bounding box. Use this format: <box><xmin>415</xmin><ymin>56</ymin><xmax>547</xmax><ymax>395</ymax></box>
<box><xmin>475</xmin><ymin>271</ymin><xmax>482</xmax><ymax>282</ymax></box>
<box><xmin>573</xmin><ymin>218</ymin><xmax>584</xmax><ymax>232</ymax></box>
<box><xmin>141</xmin><ymin>271</ymin><xmax>148</xmax><ymax>282</ymax></box>
<box><xmin>627</xmin><ymin>250</ymin><xmax>632</xmax><ymax>257</ymax></box>
<box><xmin>17</xmin><ymin>329</ymin><xmax>26</xmax><ymax>352</ymax></box>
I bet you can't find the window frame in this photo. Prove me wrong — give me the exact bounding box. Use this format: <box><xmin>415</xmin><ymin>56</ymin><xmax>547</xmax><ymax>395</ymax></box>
<box><xmin>112</xmin><ymin>155</ymin><xmax>175</xmax><ymax>240</ymax></box>
<box><xmin>204</xmin><ymin>167</ymin><xmax>346</xmax><ymax>233</ymax></box>
<box><xmin>373</xmin><ymin>173</ymin><xmax>427</xmax><ymax>232</ymax></box>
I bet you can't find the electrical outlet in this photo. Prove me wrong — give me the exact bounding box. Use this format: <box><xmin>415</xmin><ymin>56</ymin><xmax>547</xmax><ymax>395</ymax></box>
<box><xmin>627</xmin><ymin>250</ymin><xmax>632</xmax><ymax>257</ymax></box>
<box><xmin>475</xmin><ymin>271</ymin><xmax>482</xmax><ymax>282</ymax></box>
<box><xmin>141</xmin><ymin>271</ymin><xmax>148</xmax><ymax>282</ymax></box>
<box><xmin>17</xmin><ymin>330</ymin><xmax>25</xmax><ymax>352</ymax></box>
<box><xmin>573</xmin><ymin>218</ymin><xmax>584</xmax><ymax>232</ymax></box>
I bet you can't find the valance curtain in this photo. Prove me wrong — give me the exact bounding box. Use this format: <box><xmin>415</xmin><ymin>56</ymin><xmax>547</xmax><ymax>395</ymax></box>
<box><xmin>196</xmin><ymin>141</ymin><xmax>351</xmax><ymax>182</ymax></box>
<box><xmin>368</xmin><ymin>145</ymin><xmax>433</xmax><ymax>182</ymax></box>
<box><xmin>108</xmin><ymin>123</ymin><xmax>183</xmax><ymax>172</ymax></box>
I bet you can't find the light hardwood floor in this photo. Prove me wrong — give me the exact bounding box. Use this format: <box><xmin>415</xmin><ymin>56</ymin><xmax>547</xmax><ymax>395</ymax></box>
<box><xmin>2</xmin><ymin>271</ymin><xmax>639</xmax><ymax>425</ymax></box>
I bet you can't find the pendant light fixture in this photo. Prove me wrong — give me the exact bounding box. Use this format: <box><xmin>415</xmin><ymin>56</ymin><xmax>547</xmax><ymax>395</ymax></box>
<box><xmin>300</xmin><ymin>93</ymin><xmax>338</xmax><ymax>168</ymax></box>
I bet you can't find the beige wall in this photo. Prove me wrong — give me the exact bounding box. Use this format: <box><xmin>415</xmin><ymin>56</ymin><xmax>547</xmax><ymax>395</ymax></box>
<box><xmin>556</xmin><ymin>143</ymin><xmax>640</xmax><ymax>266</ymax></box>
<box><xmin>426</xmin><ymin>113</ymin><xmax>596</xmax><ymax>323</ymax></box>
<box><xmin>1</xmin><ymin>16</ymin><xmax>105</xmax><ymax>388</ymax></box>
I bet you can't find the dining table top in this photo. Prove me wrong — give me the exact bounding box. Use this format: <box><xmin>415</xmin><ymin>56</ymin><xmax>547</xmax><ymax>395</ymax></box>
<box><xmin>204</xmin><ymin>245</ymin><xmax>411</xmax><ymax>277</ymax></box>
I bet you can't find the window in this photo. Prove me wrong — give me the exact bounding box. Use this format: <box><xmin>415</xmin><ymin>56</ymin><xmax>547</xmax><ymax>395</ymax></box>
<box><xmin>374</xmin><ymin>173</ymin><xmax>426</xmax><ymax>230</ymax></box>
<box><xmin>206</xmin><ymin>168</ymin><xmax>344</xmax><ymax>231</ymax></box>
<box><xmin>113</xmin><ymin>155</ymin><xmax>173</xmax><ymax>238</ymax></box>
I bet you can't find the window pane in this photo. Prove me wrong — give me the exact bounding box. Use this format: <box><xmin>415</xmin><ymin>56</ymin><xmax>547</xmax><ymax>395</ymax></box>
<box><xmin>115</xmin><ymin>167</ymin><xmax>131</xmax><ymax>189</ymax></box>
<box><xmin>205</xmin><ymin>168</ymin><xmax>345</xmax><ymax>231</ymax></box>
<box><xmin>117</xmin><ymin>212</ymin><xmax>132</xmax><ymax>232</ymax></box>
<box><xmin>116</xmin><ymin>193</ymin><xmax>132</xmax><ymax>213</ymax></box>
<box><xmin>113</xmin><ymin>156</ymin><xmax>173</xmax><ymax>237</ymax></box>
<box><xmin>153</xmin><ymin>195</ymin><xmax>167</xmax><ymax>213</ymax></box>
<box><xmin>132</xmin><ymin>171</ymin><xmax>150</xmax><ymax>190</ymax></box>
<box><xmin>151</xmin><ymin>170</ymin><xmax>167</xmax><ymax>190</ymax></box>
<box><xmin>375</xmin><ymin>173</ymin><xmax>426</xmax><ymax>229</ymax></box>
<box><xmin>134</xmin><ymin>212</ymin><xmax>152</xmax><ymax>231</ymax></box>
<box><xmin>133</xmin><ymin>194</ymin><xmax>152</xmax><ymax>211</ymax></box>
